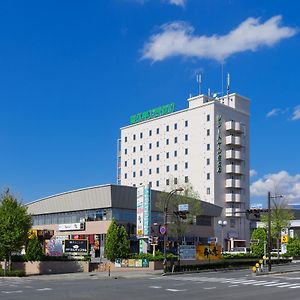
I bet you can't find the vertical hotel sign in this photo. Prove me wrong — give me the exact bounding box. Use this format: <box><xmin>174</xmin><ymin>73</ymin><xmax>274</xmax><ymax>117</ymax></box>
<box><xmin>216</xmin><ymin>115</ymin><xmax>222</xmax><ymax>173</ymax></box>
<box><xmin>136</xmin><ymin>185</ymin><xmax>151</xmax><ymax>238</ymax></box>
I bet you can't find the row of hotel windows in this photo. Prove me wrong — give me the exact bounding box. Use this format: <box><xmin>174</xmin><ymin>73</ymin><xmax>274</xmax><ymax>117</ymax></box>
<box><xmin>124</xmin><ymin>115</ymin><xmax>211</xmax><ymax>142</ymax></box>
<box><xmin>125</xmin><ymin>142</ymin><xmax>211</xmax><ymax>155</ymax></box>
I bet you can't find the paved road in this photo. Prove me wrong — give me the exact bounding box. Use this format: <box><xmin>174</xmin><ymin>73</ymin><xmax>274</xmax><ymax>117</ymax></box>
<box><xmin>1</xmin><ymin>267</ymin><xmax>300</xmax><ymax>299</ymax></box>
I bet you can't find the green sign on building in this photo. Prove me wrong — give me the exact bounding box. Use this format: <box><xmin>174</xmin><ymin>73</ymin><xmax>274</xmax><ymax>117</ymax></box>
<box><xmin>130</xmin><ymin>103</ymin><xmax>175</xmax><ymax>125</ymax></box>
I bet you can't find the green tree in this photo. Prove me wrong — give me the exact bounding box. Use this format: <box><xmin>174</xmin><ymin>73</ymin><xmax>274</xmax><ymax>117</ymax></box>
<box><xmin>0</xmin><ymin>190</ymin><xmax>32</xmax><ymax>269</ymax></box>
<box><xmin>105</xmin><ymin>219</ymin><xmax>129</xmax><ymax>261</ymax></box>
<box><xmin>287</xmin><ymin>235</ymin><xmax>300</xmax><ymax>257</ymax></box>
<box><xmin>25</xmin><ymin>235</ymin><xmax>44</xmax><ymax>261</ymax></box>
<box><xmin>261</xmin><ymin>200</ymin><xmax>294</xmax><ymax>258</ymax></box>
<box><xmin>156</xmin><ymin>182</ymin><xmax>202</xmax><ymax>247</ymax></box>
<box><xmin>250</xmin><ymin>228</ymin><xmax>267</xmax><ymax>257</ymax></box>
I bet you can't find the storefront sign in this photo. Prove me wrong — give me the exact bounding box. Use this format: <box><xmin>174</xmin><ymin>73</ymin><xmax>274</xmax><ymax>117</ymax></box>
<box><xmin>179</xmin><ymin>245</ymin><xmax>196</xmax><ymax>260</ymax></box>
<box><xmin>58</xmin><ymin>223</ymin><xmax>84</xmax><ymax>231</ymax></box>
<box><xmin>64</xmin><ymin>239</ymin><xmax>88</xmax><ymax>254</ymax></box>
<box><xmin>216</xmin><ymin>115</ymin><xmax>222</xmax><ymax>173</ymax></box>
<box><xmin>45</xmin><ymin>237</ymin><xmax>63</xmax><ymax>256</ymax></box>
<box><xmin>130</xmin><ymin>103</ymin><xmax>175</xmax><ymax>125</ymax></box>
<box><xmin>196</xmin><ymin>245</ymin><xmax>221</xmax><ymax>260</ymax></box>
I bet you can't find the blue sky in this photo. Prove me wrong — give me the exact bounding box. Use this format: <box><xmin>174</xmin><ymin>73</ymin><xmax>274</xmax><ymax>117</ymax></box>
<box><xmin>0</xmin><ymin>0</ymin><xmax>299</xmax><ymax>206</ymax></box>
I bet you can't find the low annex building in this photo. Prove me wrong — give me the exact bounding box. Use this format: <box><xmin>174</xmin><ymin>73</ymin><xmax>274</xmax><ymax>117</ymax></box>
<box><xmin>27</xmin><ymin>184</ymin><xmax>222</xmax><ymax>258</ymax></box>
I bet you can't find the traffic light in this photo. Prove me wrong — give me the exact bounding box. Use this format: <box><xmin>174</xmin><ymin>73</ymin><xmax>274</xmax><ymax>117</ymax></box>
<box><xmin>153</xmin><ymin>236</ymin><xmax>158</xmax><ymax>245</ymax></box>
<box><xmin>148</xmin><ymin>236</ymin><xmax>153</xmax><ymax>244</ymax></box>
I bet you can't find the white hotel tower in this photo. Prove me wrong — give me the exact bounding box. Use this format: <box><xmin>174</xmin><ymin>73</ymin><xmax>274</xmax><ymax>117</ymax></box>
<box><xmin>118</xmin><ymin>92</ymin><xmax>250</xmax><ymax>248</ymax></box>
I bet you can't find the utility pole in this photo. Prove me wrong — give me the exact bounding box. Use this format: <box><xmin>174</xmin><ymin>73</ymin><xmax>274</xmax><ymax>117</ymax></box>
<box><xmin>268</xmin><ymin>191</ymin><xmax>271</xmax><ymax>272</ymax></box>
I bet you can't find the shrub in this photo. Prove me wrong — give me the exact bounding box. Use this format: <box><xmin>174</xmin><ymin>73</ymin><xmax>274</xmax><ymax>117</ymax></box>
<box><xmin>0</xmin><ymin>269</ymin><xmax>26</xmax><ymax>277</ymax></box>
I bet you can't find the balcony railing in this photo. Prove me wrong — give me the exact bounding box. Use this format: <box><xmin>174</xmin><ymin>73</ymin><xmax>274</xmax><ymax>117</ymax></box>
<box><xmin>226</xmin><ymin>164</ymin><xmax>243</xmax><ymax>174</ymax></box>
<box><xmin>225</xmin><ymin>121</ymin><xmax>243</xmax><ymax>133</ymax></box>
<box><xmin>225</xmin><ymin>179</ymin><xmax>242</xmax><ymax>188</ymax></box>
<box><xmin>225</xmin><ymin>135</ymin><xmax>242</xmax><ymax>146</ymax></box>
<box><xmin>225</xmin><ymin>150</ymin><xmax>244</xmax><ymax>160</ymax></box>
<box><xmin>225</xmin><ymin>193</ymin><xmax>242</xmax><ymax>202</ymax></box>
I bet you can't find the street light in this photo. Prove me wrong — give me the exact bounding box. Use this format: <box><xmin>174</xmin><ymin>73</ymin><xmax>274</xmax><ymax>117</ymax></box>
<box><xmin>163</xmin><ymin>187</ymin><xmax>184</xmax><ymax>272</ymax></box>
<box><xmin>218</xmin><ymin>220</ymin><xmax>227</xmax><ymax>253</ymax></box>
<box><xmin>267</xmin><ymin>192</ymin><xmax>284</xmax><ymax>272</ymax></box>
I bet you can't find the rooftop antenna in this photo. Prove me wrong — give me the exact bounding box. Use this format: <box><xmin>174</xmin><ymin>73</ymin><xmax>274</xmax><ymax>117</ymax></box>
<box><xmin>208</xmin><ymin>88</ymin><xmax>211</xmax><ymax>97</ymax></box>
<box><xmin>196</xmin><ymin>73</ymin><xmax>202</xmax><ymax>95</ymax></box>
<box><xmin>221</xmin><ymin>63</ymin><xmax>224</xmax><ymax>97</ymax></box>
<box><xmin>227</xmin><ymin>73</ymin><xmax>230</xmax><ymax>98</ymax></box>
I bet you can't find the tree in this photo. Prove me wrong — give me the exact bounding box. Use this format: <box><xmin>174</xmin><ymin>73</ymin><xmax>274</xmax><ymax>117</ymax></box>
<box><xmin>250</xmin><ymin>228</ymin><xmax>267</xmax><ymax>257</ymax></box>
<box><xmin>287</xmin><ymin>235</ymin><xmax>300</xmax><ymax>257</ymax></box>
<box><xmin>25</xmin><ymin>235</ymin><xmax>44</xmax><ymax>261</ymax></box>
<box><xmin>156</xmin><ymin>182</ymin><xmax>202</xmax><ymax>247</ymax></box>
<box><xmin>0</xmin><ymin>190</ymin><xmax>32</xmax><ymax>269</ymax></box>
<box><xmin>105</xmin><ymin>219</ymin><xmax>129</xmax><ymax>261</ymax></box>
<box><xmin>260</xmin><ymin>199</ymin><xmax>294</xmax><ymax>258</ymax></box>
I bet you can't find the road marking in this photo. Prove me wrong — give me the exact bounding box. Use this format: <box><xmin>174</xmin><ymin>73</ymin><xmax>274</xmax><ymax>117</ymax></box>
<box><xmin>264</xmin><ymin>282</ymin><xmax>289</xmax><ymax>287</ymax></box>
<box><xmin>36</xmin><ymin>288</ymin><xmax>52</xmax><ymax>291</ymax></box>
<box><xmin>2</xmin><ymin>290</ymin><xmax>23</xmax><ymax>294</ymax></box>
<box><xmin>289</xmin><ymin>285</ymin><xmax>300</xmax><ymax>289</ymax></box>
<box><xmin>165</xmin><ymin>289</ymin><xmax>187</xmax><ymax>292</ymax></box>
<box><xmin>276</xmin><ymin>283</ymin><xmax>300</xmax><ymax>288</ymax></box>
<box><xmin>149</xmin><ymin>286</ymin><xmax>162</xmax><ymax>289</ymax></box>
<box><xmin>228</xmin><ymin>285</ymin><xmax>239</xmax><ymax>287</ymax></box>
<box><xmin>203</xmin><ymin>287</ymin><xmax>216</xmax><ymax>290</ymax></box>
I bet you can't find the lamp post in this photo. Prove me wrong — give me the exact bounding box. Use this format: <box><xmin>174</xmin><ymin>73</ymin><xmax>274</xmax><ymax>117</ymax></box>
<box><xmin>267</xmin><ymin>192</ymin><xmax>284</xmax><ymax>272</ymax></box>
<box><xmin>163</xmin><ymin>187</ymin><xmax>184</xmax><ymax>272</ymax></box>
<box><xmin>218</xmin><ymin>220</ymin><xmax>227</xmax><ymax>253</ymax></box>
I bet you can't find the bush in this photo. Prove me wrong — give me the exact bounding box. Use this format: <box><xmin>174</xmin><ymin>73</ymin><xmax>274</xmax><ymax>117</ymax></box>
<box><xmin>25</xmin><ymin>236</ymin><xmax>44</xmax><ymax>261</ymax></box>
<box><xmin>130</xmin><ymin>251</ymin><xmax>178</xmax><ymax>261</ymax></box>
<box><xmin>0</xmin><ymin>269</ymin><xmax>25</xmax><ymax>277</ymax></box>
<box><xmin>222</xmin><ymin>253</ymin><xmax>258</xmax><ymax>259</ymax></box>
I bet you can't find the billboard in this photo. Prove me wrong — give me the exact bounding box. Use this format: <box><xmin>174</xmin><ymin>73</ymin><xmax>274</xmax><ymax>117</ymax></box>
<box><xmin>64</xmin><ymin>239</ymin><xmax>88</xmax><ymax>255</ymax></box>
<box><xmin>136</xmin><ymin>185</ymin><xmax>151</xmax><ymax>238</ymax></box>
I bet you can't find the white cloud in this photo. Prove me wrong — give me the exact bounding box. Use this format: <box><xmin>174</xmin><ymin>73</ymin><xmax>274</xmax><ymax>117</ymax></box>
<box><xmin>165</xmin><ymin>0</ymin><xmax>186</xmax><ymax>6</ymax></box>
<box><xmin>142</xmin><ymin>15</ymin><xmax>297</xmax><ymax>62</ymax></box>
<box><xmin>266</xmin><ymin>108</ymin><xmax>281</xmax><ymax>118</ymax></box>
<box><xmin>250</xmin><ymin>169</ymin><xmax>258</xmax><ymax>177</ymax></box>
<box><xmin>291</xmin><ymin>105</ymin><xmax>300</xmax><ymax>121</ymax></box>
<box><xmin>250</xmin><ymin>171</ymin><xmax>300</xmax><ymax>203</ymax></box>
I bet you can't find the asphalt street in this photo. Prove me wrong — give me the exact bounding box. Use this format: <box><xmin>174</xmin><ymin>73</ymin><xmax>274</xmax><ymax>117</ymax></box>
<box><xmin>1</xmin><ymin>267</ymin><xmax>300</xmax><ymax>299</ymax></box>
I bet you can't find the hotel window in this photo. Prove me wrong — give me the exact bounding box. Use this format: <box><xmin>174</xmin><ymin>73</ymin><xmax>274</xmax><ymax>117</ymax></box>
<box><xmin>149</xmin><ymin>156</ymin><xmax>152</xmax><ymax>162</ymax></box>
<box><xmin>166</xmin><ymin>125</ymin><xmax>169</xmax><ymax>132</ymax></box>
<box><xmin>149</xmin><ymin>143</ymin><xmax>152</xmax><ymax>149</ymax></box>
<box><xmin>156</xmin><ymin>154</ymin><xmax>160</xmax><ymax>160</ymax></box>
<box><xmin>125</xmin><ymin>149</ymin><xmax>127</xmax><ymax>155</ymax></box>
<box><xmin>125</xmin><ymin>173</ymin><xmax>127</xmax><ymax>179</ymax></box>
<box><xmin>207</xmin><ymin>129</ymin><xmax>210</xmax><ymax>136</ymax></box>
<box><xmin>149</xmin><ymin>130</ymin><xmax>152</xmax><ymax>136</ymax></box>
<box><xmin>133</xmin><ymin>146</ymin><xmax>136</xmax><ymax>153</ymax></box>
<box><xmin>174</xmin><ymin>150</ymin><xmax>177</xmax><ymax>157</ymax></box>
<box><xmin>185</xmin><ymin>120</ymin><xmax>188</xmax><ymax>127</ymax></box>
<box><xmin>185</xmin><ymin>148</ymin><xmax>188</xmax><ymax>155</ymax></box>
<box><xmin>140</xmin><ymin>145</ymin><xmax>143</xmax><ymax>151</ymax></box>
<box><xmin>166</xmin><ymin>139</ymin><xmax>169</xmax><ymax>145</ymax></box>
<box><xmin>185</xmin><ymin>134</ymin><xmax>188</xmax><ymax>141</ymax></box>
<box><xmin>207</xmin><ymin>173</ymin><xmax>210</xmax><ymax>180</ymax></box>
<box><xmin>156</xmin><ymin>128</ymin><xmax>159</xmax><ymax>134</ymax></box>
<box><xmin>174</xmin><ymin>178</ymin><xmax>178</xmax><ymax>184</ymax></box>
<box><xmin>207</xmin><ymin>114</ymin><xmax>210</xmax><ymax>122</ymax></box>
<box><xmin>140</xmin><ymin>158</ymin><xmax>143</xmax><ymax>164</ymax></box>
<box><xmin>174</xmin><ymin>123</ymin><xmax>177</xmax><ymax>130</ymax></box>
<box><xmin>140</xmin><ymin>170</ymin><xmax>143</xmax><ymax>176</ymax></box>
<box><xmin>207</xmin><ymin>158</ymin><xmax>210</xmax><ymax>165</ymax></box>
<box><xmin>174</xmin><ymin>137</ymin><xmax>178</xmax><ymax>143</ymax></box>
<box><xmin>207</xmin><ymin>144</ymin><xmax>210</xmax><ymax>151</ymax></box>
<box><xmin>230</xmin><ymin>219</ymin><xmax>236</xmax><ymax>228</ymax></box>
<box><xmin>156</xmin><ymin>180</ymin><xmax>159</xmax><ymax>187</ymax></box>
<box><xmin>125</xmin><ymin>136</ymin><xmax>127</xmax><ymax>142</ymax></box>
<box><xmin>149</xmin><ymin>169</ymin><xmax>152</xmax><ymax>175</ymax></box>
<box><xmin>140</xmin><ymin>132</ymin><xmax>143</xmax><ymax>139</ymax></box>
<box><xmin>174</xmin><ymin>164</ymin><xmax>178</xmax><ymax>171</ymax></box>
<box><xmin>166</xmin><ymin>165</ymin><xmax>170</xmax><ymax>172</ymax></box>
<box><xmin>133</xmin><ymin>171</ymin><xmax>136</xmax><ymax>178</ymax></box>
<box><xmin>185</xmin><ymin>176</ymin><xmax>188</xmax><ymax>183</ymax></box>
<box><xmin>156</xmin><ymin>141</ymin><xmax>159</xmax><ymax>147</ymax></box>
<box><xmin>149</xmin><ymin>182</ymin><xmax>152</xmax><ymax>188</ymax></box>
<box><xmin>133</xmin><ymin>134</ymin><xmax>136</xmax><ymax>140</ymax></box>
<box><xmin>133</xmin><ymin>159</ymin><xmax>136</xmax><ymax>165</ymax></box>
<box><xmin>166</xmin><ymin>152</ymin><xmax>170</xmax><ymax>159</ymax></box>
<box><xmin>166</xmin><ymin>179</ymin><xmax>170</xmax><ymax>186</ymax></box>
<box><xmin>185</xmin><ymin>162</ymin><xmax>188</xmax><ymax>169</ymax></box>
<box><xmin>206</xmin><ymin>187</ymin><xmax>210</xmax><ymax>195</ymax></box>
<box><xmin>125</xmin><ymin>161</ymin><xmax>127</xmax><ymax>167</ymax></box>
<box><xmin>156</xmin><ymin>167</ymin><xmax>159</xmax><ymax>174</ymax></box>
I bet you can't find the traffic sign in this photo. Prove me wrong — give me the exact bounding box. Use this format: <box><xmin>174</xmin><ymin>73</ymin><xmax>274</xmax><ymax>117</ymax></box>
<box><xmin>281</xmin><ymin>235</ymin><xmax>288</xmax><ymax>243</ymax></box>
<box><xmin>159</xmin><ymin>225</ymin><xmax>167</xmax><ymax>235</ymax></box>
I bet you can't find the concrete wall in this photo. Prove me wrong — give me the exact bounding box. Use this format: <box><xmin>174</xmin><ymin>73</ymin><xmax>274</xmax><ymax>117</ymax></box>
<box><xmin>9</xmin><ymin>261</ymin><xmax>90</xmax><ymax>275</ymax></box>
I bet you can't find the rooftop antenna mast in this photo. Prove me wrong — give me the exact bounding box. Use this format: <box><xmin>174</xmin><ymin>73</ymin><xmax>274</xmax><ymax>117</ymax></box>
<box><xmin>227</xmin><ymin>73</ymin><xmax>230</xmax><ymax>99</ymax></box>
<box><xmin>196</xmin><ymin>73</ymin><xmax>202</xmax><ymax>95</ymax></box>
<box><xmin>221</xmin><ymin>63</ymin><xmax>224</xmax><ymax>97</ymax></box>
